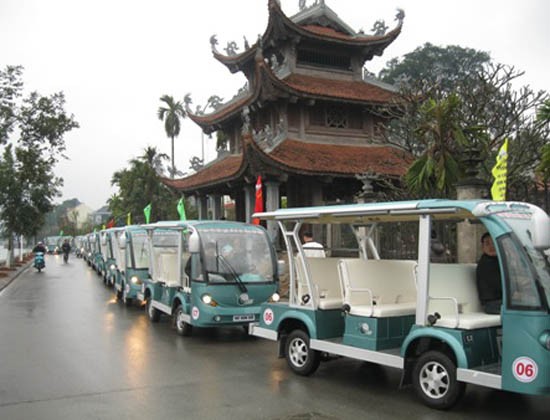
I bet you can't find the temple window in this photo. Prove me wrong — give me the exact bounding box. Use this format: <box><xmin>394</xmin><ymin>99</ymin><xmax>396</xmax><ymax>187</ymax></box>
<box><xmin>297</xmin><ymin>49</ymin><xmax>351</xmax><ymax>71</ymax></box>
<box><xmin>326</xmin><ymin>105</ymin><xmax>348</xmax><ymax>128</ymax></box>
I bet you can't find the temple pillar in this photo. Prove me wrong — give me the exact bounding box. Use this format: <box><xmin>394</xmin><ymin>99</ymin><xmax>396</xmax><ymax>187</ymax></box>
<box><xmin>243</xmin><ymin>185</ymin><xmax>255</xmax><ymax>223</ymax></box>
<box><xmin>198</xmin><ymin>195</ymin><xmax>208</xmax><ymax>220</ymax></box>
<box><xmin>456</xmin><ymin>147</ymin><xmax>487</xmax><ymax>263</ymax></box>
<box><xmin>265</xmin><ymin>181</ymin><xmax>280</xmax><ymax>242</ymax></box>
<box><xmin>210</xmin><ymin>194</ymin><xmax>224</xmax><ymax>220</ymax></box>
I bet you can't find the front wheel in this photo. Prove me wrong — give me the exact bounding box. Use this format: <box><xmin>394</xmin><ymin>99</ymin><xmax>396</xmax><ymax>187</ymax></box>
<box><xmin>173</xmin><ymin>305</ymin><xmax>192</xmax><ymax>336</ymax></box>
<box><xmin>146</xmin><ymin>298</ymin><xmax>160</xmax><ymax>322</ymax></box>
<box><xmin>285</xmin><ymin>329</ymin><xmax>320</xmax><ymax>376</ymax></box>
<box><xmin>412</xmin><ymin>350</ymin><xmax>465</xmax><ymax>410</ymax></box>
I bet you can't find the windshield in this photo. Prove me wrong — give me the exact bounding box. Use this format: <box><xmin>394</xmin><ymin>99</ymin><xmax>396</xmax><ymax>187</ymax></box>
<box><xmin>500</xmin><ymin>214</ymin><xmax>550</xmax><ymax>308</ymax></box>
<box><xmin>45</xmin><ymin>237</ymin><xmax>59</xmax><ymax>245</ymax></box>
<box><xmin>199</xmin><ymin>227</ymin><xmax>275</xmax><ymax>284</ymax></box>
<box><xmin>129</xmin><ymin>231</ymin><xmax>150</xmax><ymax>270</ymax></box>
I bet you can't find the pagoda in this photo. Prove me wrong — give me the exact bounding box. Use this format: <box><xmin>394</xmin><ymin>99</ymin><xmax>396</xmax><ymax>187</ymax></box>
<box><xmin>164</xmin><ymin>0</ymin><xmax>410</xmax><ymax>236</ymax></box>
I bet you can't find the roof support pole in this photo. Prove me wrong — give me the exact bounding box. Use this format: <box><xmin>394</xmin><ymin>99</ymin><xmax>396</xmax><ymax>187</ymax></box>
<box><xmin>416</xmin><ymin>214</ymin><xmax>431</xmax><ymax>326</ymax></box>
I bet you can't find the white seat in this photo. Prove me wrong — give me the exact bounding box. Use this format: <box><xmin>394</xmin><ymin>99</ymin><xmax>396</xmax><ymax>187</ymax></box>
<box><xmin>428</xmin><ymin>263</ymin><xmax>501</xmax><ymax>330</ymax></box>
<box><xmin>158</xmin><ymin>252</ymin><xmax>180</xmax><ymax>287</ymax></box>
<box><xmin>294</xmin><ymin>257</ymin><xmax>343</xmax><ymax>309</ymax></box>
<box><xmin>338</xmin><ymin>259</ymin><xmax>417</xmax><ymax>318</ymax></box>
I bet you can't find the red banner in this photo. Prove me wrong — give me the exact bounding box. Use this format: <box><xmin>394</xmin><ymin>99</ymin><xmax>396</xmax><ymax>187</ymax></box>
<box><xmin>252</xmin><ymin>175</ymin><xmax>263</xmax><ymax>225</ymax></box>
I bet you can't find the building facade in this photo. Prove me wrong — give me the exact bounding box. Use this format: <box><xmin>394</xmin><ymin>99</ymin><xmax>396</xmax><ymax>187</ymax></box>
<box><xmin>164</xmin><ymin>0</ymin><xmax>411</xmax><ymax>238</ymax></box>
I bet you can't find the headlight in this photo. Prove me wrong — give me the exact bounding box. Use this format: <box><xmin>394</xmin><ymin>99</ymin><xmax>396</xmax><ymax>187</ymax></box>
<box><xmin>270</xmin><ymin>292</ymin><xmax>280</xmax><ymax>302</ymax></box>
<box><xmin>110</xmin><ymin>264</ymin><xmax>116</xmax><ymax>270</ymax></box>
<box><xmin>201</xmin><ymin>294</ymin><xmax>217</xmax><ymax>306</ymax></box>
<box><xmin>131</xmin><ymin>276</ymin><xmax>140</xmax><ymax>284</ymax></box>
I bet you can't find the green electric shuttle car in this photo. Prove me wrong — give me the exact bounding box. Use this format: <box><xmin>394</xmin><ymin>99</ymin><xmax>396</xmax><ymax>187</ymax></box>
<box><xmin>101</xmin><ymin>228</ymin><xmax>121</xmax><ymax>286</ymax></box>
<box><xmin>114</xmin><ymin>225</ymin><xmax>150</xmax><ymax>305</ymax></box>
<box><xmin>250</xmin><ymin>199</ymin><xmax>550</xmax><ymax>410</ymax></box>
<box><xmin>141</xmin><ymin>220</ymin><xmax>281</xmax><ymax>336</ymax></box>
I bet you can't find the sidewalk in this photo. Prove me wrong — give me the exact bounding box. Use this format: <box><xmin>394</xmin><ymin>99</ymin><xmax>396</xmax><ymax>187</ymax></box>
<box><xmin>0</xmin><ymin>254</ymin><xmax>33</xmax><ymax>292</ymax></box>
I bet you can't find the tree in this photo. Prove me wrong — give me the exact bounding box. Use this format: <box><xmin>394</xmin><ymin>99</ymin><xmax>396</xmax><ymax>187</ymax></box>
<box><xmin>157</xmin><ymin>95</ymin><xmax>186</xmax><ymax>178</ymax></box>
<box><xmin>536</xmin><ymin>99</ymin><xmax>550</xmax><ymax>210</ymax></box>
<box><xmin>405</xmin><ymin>94</ymin><xmax>466</xmax><ymax>197</ymax></box>
<box><xmin>0</xmin><ymin>65</ymin><xmax>78</xmax><ymax>266</ymax></box>
<box><xmin>378</xmin><ymin>46</ymin><xmax>548</xmax><ymax>200</ymax></box>
<box><xmin>109</xmin><ymin>146</ymin><xmax>196</xmax><ymax>224</ymax></box>
<box><xmin>379</xmin><ymin>43</ymin><xmax>490</xmax><ymax>90</ymax></box>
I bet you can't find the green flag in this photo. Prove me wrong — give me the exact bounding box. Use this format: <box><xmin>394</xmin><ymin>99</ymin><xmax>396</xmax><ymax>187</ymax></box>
<box><xmin>177</xmin><ymin>198</ymin><xmax>186</xmax><ymax>221</ymax></box>
<box><xmin>126</xmin><ymin>212</ymin><xmax>132</xmax><ymax>226</ymax></box>
<box><xmin>143</xmin><ymin>203</ymin><xmax>152</xmax><ymax>224</ymax></box>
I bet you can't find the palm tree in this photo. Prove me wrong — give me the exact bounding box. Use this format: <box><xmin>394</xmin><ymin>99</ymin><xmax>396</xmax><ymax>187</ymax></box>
<box><xmin>157</xmin><ymin>95</ymin><xmax>186</xmax><ymax>178</ymax></box>
<box><xmin>139</xmin><ymin>146</ymin><xmax>169</xmax><ymax>175</ymax></box>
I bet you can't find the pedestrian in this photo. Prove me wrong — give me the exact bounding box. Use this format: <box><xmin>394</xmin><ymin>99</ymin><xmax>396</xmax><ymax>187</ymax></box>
<box><xmin>302</xmin><ymin>231</ymin><xmax>326</xmax><ymax>258</ymax></box>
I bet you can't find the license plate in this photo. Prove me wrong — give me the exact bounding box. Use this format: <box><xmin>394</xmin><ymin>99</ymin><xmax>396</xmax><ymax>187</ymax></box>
<box><xmin>233</xmin><ymin>314</ymin><xmax>255</xmax><ymax>322</ymax></box>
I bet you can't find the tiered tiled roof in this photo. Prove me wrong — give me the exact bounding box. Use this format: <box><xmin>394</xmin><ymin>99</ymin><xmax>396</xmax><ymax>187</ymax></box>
<box><xmin>213</xmin><ymin>0</ymin><xmax>402</xmax><ymax>70</ymax></box>
<box><xmin>266</xmin><ymin>139</ymin><xmax>411</xmax><ymax>177</ymax></box>
<box><xmin>165</xmin><ymin>139</ymin><xmax>411</xmax><ymax>192</ymax></box>
<box><xmin>163</xmin><ymin>155</ymin><xmax>244</xmax><ymax>190</ymax></box>
<box><xmin>187</xmin><ymin>59</ymin><xmax>398</xmax><ymax>130</ymax></box>
<box><xmin>282</xmin><ymin>74</ymin><xmax>397</xmax><ymax>104</ymax></box>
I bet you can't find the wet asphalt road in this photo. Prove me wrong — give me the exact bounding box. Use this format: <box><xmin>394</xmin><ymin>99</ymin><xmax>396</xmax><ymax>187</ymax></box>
<box><xmin>0</xmin><ymin>254</ymin><xmax>549</xmax><ymax>420</ymax></box>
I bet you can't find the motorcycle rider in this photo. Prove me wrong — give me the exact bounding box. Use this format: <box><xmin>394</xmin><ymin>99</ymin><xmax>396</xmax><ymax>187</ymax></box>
<box><xmin>61</xmin><ymin>239</ymin><xmax>71</xmax><ymax>263</ymax></box>
<box><xmin>33</xmin><ymin>241</ymin><xmax>47</xmax><ymax>254</ymax></box>
<box><xmin>33</xmin><ymin>241</ymin><xmax>47</xmax><ymax>270</ymax></box>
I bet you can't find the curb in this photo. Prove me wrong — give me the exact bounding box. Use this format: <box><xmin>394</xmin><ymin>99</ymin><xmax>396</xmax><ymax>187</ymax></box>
<box><xmin>0</xmin><ymin>261</ymin><xmax>33</xmax><ymax>293</ymax></box>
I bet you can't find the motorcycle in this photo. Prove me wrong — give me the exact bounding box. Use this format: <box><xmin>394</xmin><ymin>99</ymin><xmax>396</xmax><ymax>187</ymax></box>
<box><xmin>62</xmin><ymin>251</ymin><xmax>69</xmax><ymax>264</ymax></box>
<box><xmin>34</xmin><ymin>252</ymin><xmax>45</xmax><ymax>272</ymax></box>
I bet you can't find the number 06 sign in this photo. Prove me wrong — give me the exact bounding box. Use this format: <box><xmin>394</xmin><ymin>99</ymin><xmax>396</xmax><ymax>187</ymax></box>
<box><xmin>512</xmin><ymin>357</ymin><xmax>538</xmax><ymax>383</ymax></box>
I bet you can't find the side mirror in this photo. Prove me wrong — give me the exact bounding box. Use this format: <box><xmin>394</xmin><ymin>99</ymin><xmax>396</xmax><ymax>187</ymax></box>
<box><xmin>532</xmin><ymin>208</ymin><xmax>550</xmax><ymax>250</ymax></box>
<box><xmin>277</xmin><ymin>260</ymin><xmax>287</xmax><ymax>276</ymax></box>
<box><xmin>189</xmin><ymin>231</ymin><xmax>200</xmax><ymax>253</ymax></box>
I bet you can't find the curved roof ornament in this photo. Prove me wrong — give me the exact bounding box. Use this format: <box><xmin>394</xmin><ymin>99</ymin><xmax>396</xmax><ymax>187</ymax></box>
<box><xmin>395</xmin><ymin>8</ymin><xmax>405</xmax><ymax>26</ymax></box>
<box><xmin>209</xmin><ymin>34</ymin><xmax>218</xmax><ymax>53</ymax></box>
<box><xmin>299</xmin><ymin>0</ymin><xmax>325</xmax><ymax>11</ymax></box>
<box><xmin>371</xmin><ymin>20</ymin><xmax>388</xmax><ymax>36</ymax></box>
<box><xmin>184</xmin><ymin>93</ymin><xmax>193</xmax><ymax>114</ymax></box>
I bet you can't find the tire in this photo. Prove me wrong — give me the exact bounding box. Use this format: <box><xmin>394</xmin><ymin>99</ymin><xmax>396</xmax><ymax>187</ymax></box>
<box><xmin>173</xmin><ymin>304</ymin><xmax>192</xmax><ymax>336</ymax></box>
<box><xmin>116</xmin><ymin>284</ymin><xmax>123</xmax><ymax>301</ymax></box>
<box><xmin>285</xmin><ymin>329</ymin><xmax>321</xmax><ymax>376</ymax></box>
<box><xmin>412</xmin><ymin>350</ymin><xmax>466</xmax><ymax>410</ymax></box>
<box><xmin>146</xmin><ymin>298</ymin><xmax>160</xmax><ymax>322</ymax></box>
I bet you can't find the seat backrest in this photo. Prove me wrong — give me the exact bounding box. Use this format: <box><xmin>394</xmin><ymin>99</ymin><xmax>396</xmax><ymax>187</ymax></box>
<box><xmin>429</xmin><ymin>263</ymin><xmax>482</xmax><ymax>314</ymax></box>
<box><xmin>294</xmin><ymin>256</ymin><xmax>342</xmax><ymax>303</ymax></box>
<box><xmin>158</xmin><ymin>252</ymin><xmax>180</xmax><ymax>286</ymax></box>
<box><xmin>339</xmin><ymin>259</ymin><xmax>417</xmax><ymax>305</ymax></box>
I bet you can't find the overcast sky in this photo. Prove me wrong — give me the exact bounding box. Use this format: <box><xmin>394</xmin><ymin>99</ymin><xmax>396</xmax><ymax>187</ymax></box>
<box><xmin>1</xmin><ymin>0</ymin><xmax>548</xmax><ymax>210</ymax></box>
